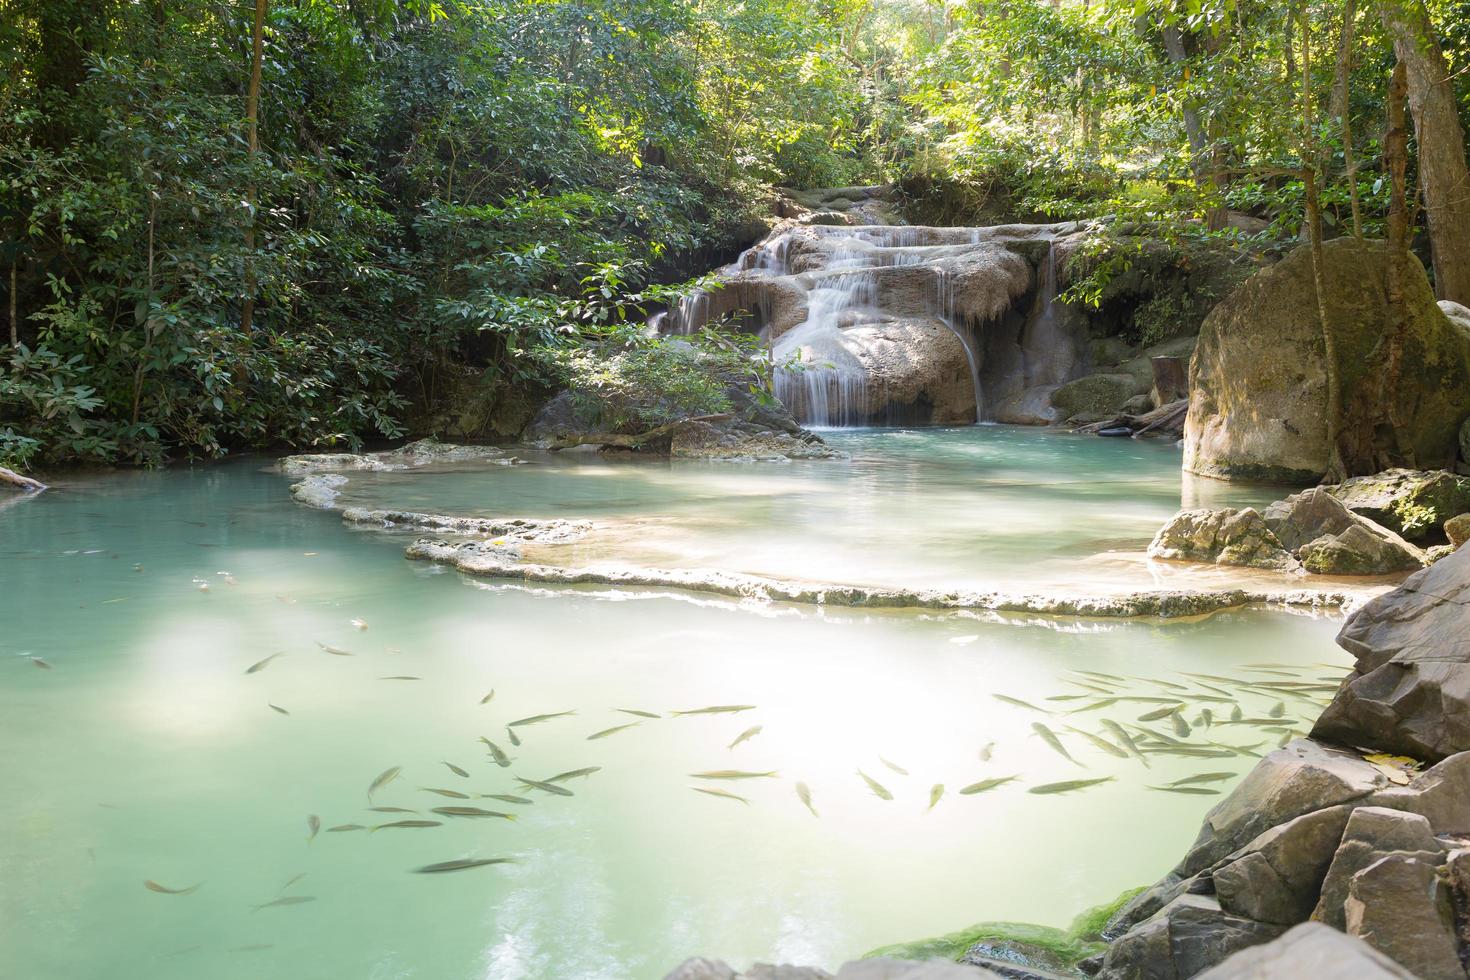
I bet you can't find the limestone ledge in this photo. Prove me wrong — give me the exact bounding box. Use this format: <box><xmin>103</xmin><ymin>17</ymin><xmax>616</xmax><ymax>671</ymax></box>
<box><xmin>405</xmin><ymin>537</ymin><xmax>1356</xmax><ymax>620</ymax></box>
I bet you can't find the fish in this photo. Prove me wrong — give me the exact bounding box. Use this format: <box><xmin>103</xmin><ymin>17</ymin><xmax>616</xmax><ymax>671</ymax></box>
<box><xmin>245</xmin><ymin>653</ymin><xmax>285</xmax><ymax>674</ymax></box>
<box><xmin>1064</xmin><ymin>726</ymin><xmax>1129</xmax><ymax>759</ymax></box>
<box><xmin>690</xmin><ymin>770</ymin><xmax>778</xmax><ymax>780</ymax></box>
<box><xmin>546</xmin><ymin>767</ymin><xmax>601</xmax><ymax>783</ymax></box>
<box><xmin>420</xmin><ymin>788</ymin><xmax>471</xmax><ymax>799</ymax></box>
<box><xmin>959</xmin><ymin>775</ymin><xmax>1019</xmax><ymax>795</ymax></box>
<box><xmin>371</xmin><ymin>820</ymin><xmax>443</xmax><ymax>831</ymax></box>
<box><xmin>480</xmin><ymin>739</ymin><xmax>512</xmax><ymax>767</ymax></box>
<box><xmin>796</xmin><ymin>782</ymin><xmax>818</xmax><ymax>817</ymax></box>
<box><xmin>879</xmin><ymin>756</ymin><xmax>909</xmax><ymax>776</ymax></box>
<box><xmin>618</xmin><ymin>709</ymin><xmax>662</xmax><ymax>718</ymax></box>
<box><xmin>1230</xmin><ymin>704</ymin><xmax>1244</xmax><ymax>722</ymax></box>
<box><xmin>515</xmin><ymin>777</ymin><xmax>574</xmax><ymax>797</ymax></box>
<box><xmin>1100</xmin><ymin>720</ymin><xmax>1150</xmax><ymax>767</ymax></box>
<box><xmin>480</xmin><ymin>793</ymin><xmax>534</xmax><ymax>805</ymax></box>
<box><xmin>727</xmin><ymin>726</ymin><xmax>763</xmax><ymax>749</ymax></box>
<box><xmin>367</xmin><ymin>767</ymin><xmax>401</xmax><ymax>800</ymax></box>
<box><xmin>350</xmin><ymin>618</ymin><xmax>368</xmax><ymax>630</ymax></box>
<box><xmin>1066</xmin><ymin>698</ymin><xmax>1120</xmax><ymax>713</ymax></box>
<box><xmin>588</xmin><ymin>723</ymin><xmax>641</xmax><ymax>740</ymax></box>
<box><xmin>1148</xmin><ymin>786</ymin><xmax>1223</xmax><ymax>795</ymax></box>
<box><xmin>144</xmin><ymin>880</ymin><xmax>202</xmax><ymax>895</ymax></box>
<box><xmin>307</xmin><ymin>814</ymin><xmax>320</xmax><ymax>841</ymax></box>
<box><xmin>992</xmin><ymin>694</ymin><xmax>1047</xmax><ymax>713</ymax></box>
<box><xmin>379</xmin><ymin>675</ymin><xmax>421</xmax><ymax>681</ymax></box>
<box><xmin>430</xmin><ymin>807</ymin><xmax>516</xmax><ymax>820</ymax></box>
<box><xmin>1170</xmin><ymin>713</ymin><xmax>1192</xmax><ymax>739</ymax></box>
<box><xmin>949</xmin><ymin>634</ymin><xmax>978</xmax><ymax>645</ymax></box>
<box><xmin>1032</xmin><ymin>723</ymin><xmax>1080</xmax><ymax>765</ymax></box>
<box><xmin>857</xmin><ymin>770</ymin><xmax>893</xmax><ymax>800</ymax></box>
<box><xmin>326</xmin><ymin>824</ymin><xmax>365</xmax><ymax>832</ymax></box>
<box><xmin>1269</xmin><ymin>701</ymin><xmax>1287</xmax><ymax>718</ymax></box>
<box><xmin>1137</xmin><ymin>705</ymin><xmax>1184</xmax><ymax>722</ymax></box>
<box><xmin>978</xmin><ymin>741</ymin><xmax>995</xmax><ymax>762</ymax></box>
<box><xmin>480</xmin><ymin>690</ymin><xmax>496</xmax><ymax>705</ymax></box>
<box><xmin>672</xmin><ymin>705</ymin><xmax>757</xmax><ymax>716</ymax></box>
<box><xmin>281</xmin><ymin>873</ymin><xmax>307</xmax><ymax>890</ymax></box>
<box><xmin>506</xmin><ymin>727</ymin><xmax>521</xmax><ymax>747</ymax></box>
<box><xmin>443</xmin><ymin>762</ymin><xmax>469</xmax><ymax>778</ymax></box>
<box><xmin>1028</xmin><ymin>777</ymin><xmax>1114</xmax><ymax>794</ymax></box>
<box><xmin>252</xmin><ymin>895</ymin><xmax>316</xmax><ymax>911</ymax></box>
<box><xmin>1201</xmin><ymin>708</ymin><xmax>1214</xmax><ymax>729</ymax></box>
<box><xmin>508</xmin><ymin>711</ymin><xmax>576</xmax><ymax>727</ymax></box>
<box><xmin>692</xmin><ymin>787</ymin><xmax>749</xmax><ymax>804</ymax></box>
<box><xmin>31</xmin><ymin>657</ymin><xmax>53</xmax><ymax>669</ymax></box>
<box><xmin>928</xmin><ymin>784</ymin><xmax>944</xmax><ymax>811</ymax></box>
<box><xmin>367</xmin><ymin>806</ymin><xmax>416</xmax><ymax>813</ymax></box>
<box><xmin>1169</xmin><ymin>772</ymin><xmax>1238</xmax><ymax>786</ymax></box>
<box><xmin>316</xmin><ymin>643</ymin><xmax>353</xmax><ymax>656</ymax></box>
<box><xmin>413</xmin><ymin>858</ymin><xmax>515</xmax><ymax>874</ymax></box>
<box><xmin>269</xmin><ymin>703</ymin><xmax>290</xmax><ymax>716</ymax></box>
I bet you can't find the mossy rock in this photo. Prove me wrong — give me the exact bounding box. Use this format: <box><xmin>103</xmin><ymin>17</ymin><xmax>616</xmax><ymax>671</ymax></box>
<box><xmin>1052</xmin><ymin>373</ymin><xmax>1139</xmax><ymax>421</ymax></box>
<box><xmin>862</xmin><ymin>886</ymin><xmax>1144</xmax><ymax>972</ymax></box>
<box><xmin>1326</xmin><ymin>468</ymin><xmax>1470</xmax><ymax>541</ymax></box>
<box><xmin>1185</xmin><ymin>239</ymin><xmax>1470</xmax><ymax>483</ymax></box>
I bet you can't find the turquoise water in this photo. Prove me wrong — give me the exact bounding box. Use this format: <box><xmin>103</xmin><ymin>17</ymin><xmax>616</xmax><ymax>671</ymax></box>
<box><xmin>1</xmin><ymin>428</ymin><xmax>1348</xmax><ymax>979</ymax></box>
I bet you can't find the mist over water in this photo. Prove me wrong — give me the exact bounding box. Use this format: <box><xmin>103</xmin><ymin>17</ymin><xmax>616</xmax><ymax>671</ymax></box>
<box><xmin>1</xmin><ymin>431</ymin><xmax>1350</xmax><ymax>979</ymax></box>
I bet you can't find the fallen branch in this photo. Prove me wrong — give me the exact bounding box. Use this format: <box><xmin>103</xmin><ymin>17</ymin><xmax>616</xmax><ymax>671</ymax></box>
<box><xmin>545</xmin><ymin>414</ymin><xmax>731</xmax><ymax>451</ymax></box>
<box><xmin>1074</xmin><ymin>398</ymin><xmax>1189</xmax><ymax>439</ymax></box>
<box><xmin>0</xmin><ymin>465</ymin><xmax>47</xmax><ymax>493</ymax></box>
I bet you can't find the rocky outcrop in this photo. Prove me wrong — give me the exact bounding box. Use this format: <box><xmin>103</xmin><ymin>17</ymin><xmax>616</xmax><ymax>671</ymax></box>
<box><xmin>1311</xmin><ymin>545</ymin><xmax>1470</xmax><ymax>762</ymax></box>
<box><xmin>1148</xmin><ymin>487</ymin><xmax>1427</xmax><ymax>576</ymax></box>
<box><xmin>664</xmin><ymin>957</ymin><xmax>1000</xmax><ymax>980</ymax></box>
<box><xmin>1184</xmin><ymin>239</ymin><xmax>1470</xmax><ymax>483</ymax></box>
<box><xmin>1325</xmin><ymin>468</ymin><xmax>1470</xmax><ymax>541</ymax></box>
<box><xmin>1192</xmin><ymin>922</ymin><xmax>1415</xmax><ymax>978</ymax></box>
<box><xmin>280</xmin><ymin>438</ymin><xmax>514</xmax><ymax>475</ymax></box>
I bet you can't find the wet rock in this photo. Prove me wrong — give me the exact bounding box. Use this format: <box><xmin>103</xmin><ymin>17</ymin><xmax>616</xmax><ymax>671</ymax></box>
<box><xmin>662</xmin><ymin>961</ymin><xmax>1002</xmax><ymax>980</ymax></box>
<box><xmin>281</xmin><ymin>438</ymin><xmax>508</xmax><ymax>476</ymax></box>
<box><xmin>959</xmin><ymin>939</ymin><xmax>1076</xmax><ymax>979</ymax></box>
<box><xmin>1192</xmin><ymin>922</ymin><xmax>1416</xmax><ymax>979</ymax></box>
<box><xmin>1147</xmin><ymin>508</ymin><xmax>1296</xmax><ymax>570</ymax></box>
<box><xmin>1312</xmin><ymin>545</ymin><xmax>1470</xmax><ymax>762</ymax></box>
<box><xmin>1210</xmin><ymin>805</ymin><xmax>1353</xmax><ymax>925</ymax></box>
<box><xmin>1326</xmin><ymin>468</ymin><xmax>1470</xmax><ymax>541</ymax></box>
<box><xmin>1343</xmin><ymin>854</ymin><xmax>1465</xmax><ymax>980</ymax></box>
<box><xmin>1448</xmin><ymin>513</ymin><xmax>1470</xmax><ymax>549</ymax></box>
<box><xmin>289</xmin><ymin>474</ymin><xmax>348</xmax><ymax>509</ymax></box>
<box><xmin>669</xmin><ymin>418</ymin><xmax>838</xmax><ymax>461</ymax></box>
<box><xmin>1097</xmin><ymin>894</ymin><xmax>1286</xmax><ymax>980</ymax></box>
<box><xmin>1184</xmin><ymin>239</ymin><xmax>1470</xmax><ymax>483</ymax></box>
<box><xmin>1311</xmin><ymin>807</ymin><xmax>1444</xmax><ymax>929</ymax></box>
<box><xmin>666</xmin><ymin>959</ymin><xmax>741</xmax><ymax>980</ymax></box>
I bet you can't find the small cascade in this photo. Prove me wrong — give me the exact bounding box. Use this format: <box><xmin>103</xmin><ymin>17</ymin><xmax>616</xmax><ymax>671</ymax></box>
<box><xmin>933</xmin><ymin>269</ymin><xmax>986</xmax><ymax>422</ymax></box>
<box><xmin>1033</xmin><ymin>241</ymin><xmax>1060</xmax><ymax>332</ymax></box>
<box><xmin>771</xmin><ymin>271</ymin><xmax>877</xmax><ymax>427</ymax></box>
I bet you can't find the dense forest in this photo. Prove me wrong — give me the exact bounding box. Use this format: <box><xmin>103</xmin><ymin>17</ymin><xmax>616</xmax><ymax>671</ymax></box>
<box><xmin>3</xmin><ymin>0</ymin><xmax>1469</xmax><ymax>468</ymax></box>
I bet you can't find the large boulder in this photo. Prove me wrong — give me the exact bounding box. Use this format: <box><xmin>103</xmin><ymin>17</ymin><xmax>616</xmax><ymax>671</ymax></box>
<box><xmin>662</xmin><ymin>959</ymin><xmax>1001</xmax><ymax>980</ymax></box>
<box><xmin>1343</xmin><ymin>854</ymin><xmax>1465</xmax><ymax>980</ymax></box>
<box><xmin>1050</xmin><ymin>373</ymin><xmax>1142</xmax><ymax>424</ymax></box>
<box><xmin>1193</xmin><ymin>922</ymin><xmax>1416</xmax><ymax>979</ymax></box>
<box><xmin>1184</xmin><ymin>239</ymin><xmax>1470</xmax><ymax>483</ymax></box>
<box><xmin>1449</xmin><ymin>513</ymin><xmax>1470</xmax><ymax>549</ymax></box>
<box><xmin>1326</xmin><ymin>468</ymin><xmax>1470</xmax><ymax>541</ymax></box>
<box><xmin>1311</xmin><ymin>806</ymin><xmax>1444</xmax><ymax>929</ymax></box>
<box><xmin>1312</xmin><ymin>545</ymin><xmax>1470</xmax><ymax>762</ymax></box>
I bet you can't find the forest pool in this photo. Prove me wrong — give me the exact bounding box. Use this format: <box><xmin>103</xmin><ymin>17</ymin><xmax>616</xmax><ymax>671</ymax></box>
<box><xmin>1</xmin><ymin>427</ymin><xmax>1351</xmax><ymax>979</ymax></box>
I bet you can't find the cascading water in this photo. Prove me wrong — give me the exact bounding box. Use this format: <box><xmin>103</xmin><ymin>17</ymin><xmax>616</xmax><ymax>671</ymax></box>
<box><xmin>933</xmin><ymin>270</ymin><xmax>986</xmax><ymax>421</ymax></box>
<box><xmin>770</xmin><ymin>271</ymin><xmax>876</xmax><ymax>427</ymax></box>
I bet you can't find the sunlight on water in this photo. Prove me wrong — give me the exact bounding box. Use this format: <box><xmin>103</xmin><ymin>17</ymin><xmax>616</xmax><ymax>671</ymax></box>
<box><xmin>0</xmin><ymin>433</ymin><xmax>1351</xmax><ymax>979</ymax></box>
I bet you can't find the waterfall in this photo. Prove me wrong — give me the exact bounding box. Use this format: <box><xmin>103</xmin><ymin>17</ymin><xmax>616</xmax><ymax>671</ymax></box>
<box><xmin>772</xmin><ymin>271</ymin><xmax>876</xmax><ymax>427</ymax></box>
<box><xmin>932</xmin><ymin>270</ymin><xmax>985</xmax><ymax>423</ymax></box>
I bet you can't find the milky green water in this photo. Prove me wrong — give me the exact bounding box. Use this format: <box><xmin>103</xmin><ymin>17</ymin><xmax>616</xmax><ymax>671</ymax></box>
<box><xmin>0</xmin><ymin>428</ymin><xmax>1350</xmax><ymax>980</ymax></box>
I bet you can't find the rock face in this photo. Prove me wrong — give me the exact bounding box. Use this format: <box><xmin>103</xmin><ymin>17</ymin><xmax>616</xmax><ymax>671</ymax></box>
<box><xmin>1184</xmin><ymin>239</ymin><xmax>1470</xmax><ymax>483</ymax></box>
<box><xmin>1311</xmin><ymin>544</ymin><xmax>1470</xmax><ymax>762</ymax></box>
<box><xmin>1326</xmin><ymin>468</ymin><xmax>1470</xmax><ymax>541</ymax></box>
<box><xmin>1148</xmin><ymin>486</ymin><xmax>1427</xmax><ymax>576</ymax></box>
<box><xmin>1192</xmin><ymin>922</ymin><xmax>1416</xmax><ymax>979</ymax></box>
<box><xmin>1449</xmin><ymin>513</ymin><xmax>1470</xmax><ymax>548</ymax></box>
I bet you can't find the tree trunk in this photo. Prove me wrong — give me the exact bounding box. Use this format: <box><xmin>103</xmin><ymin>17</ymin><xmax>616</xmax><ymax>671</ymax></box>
<box><xmin>1300</xmin><ymin>4</ymin><xmax>1348</xmax><ymax>483</ymax></box>
<box><xmin>1380</xmin><ymin>0</ymin><xmax>1470</xmax><ymax>304</ymax></box>
<box><xmin>1379</xmin><ymin>59</ymin><xmax>1416</xmax><ymax>468</ymax></box>
<box><xmin>1162</xmin><ymin>25</ymin><xmax>1228</xmax><ymax>230</ymax></box>
<box><xmin>0</xmin><ymin>466</ymin><xmax>46</xmax><ymax>492</ymax></box>
<box><xmin>1334</xmin><ymin>0</ymin><xmax>1362</xmax><ymax>237</ymax></box>
<box><xmin>241</xmin><ymin>0</ymin><xmax>267</xmax><ymax>336</ymax></box>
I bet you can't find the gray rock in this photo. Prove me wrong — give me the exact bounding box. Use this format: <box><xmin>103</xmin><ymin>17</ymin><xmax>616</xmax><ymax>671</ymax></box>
<box><xmin>1343</xmin><ymin>854</ymin><xmax>1465</xmax><ymax>980</ymax></box>
<box><xmin>1146</xmin><ymin>508</ymin><xmax>1296</xmax><ymax>570</ymax></box>
<box><xmin>1193</xmin><ymin>922</ymin><xmax>1416</xmax><ymax>978</ymax></box>
<box><xmin>1312</xmin><ymin>545</ymin><xmax>1470</xmax><ymax>762</ymax></box>
<box><xmin>1052</xmin><ymin>373</ymin><xmax>1140</xmax><ymax>423</ymax></box>
<box><xmin>1210</xmin><ymin>806</ymin><xmax>1353</xmax><ymax>924</ymax></box>
<box><xmin>666</xmin><ymin>959</ymin><xmax>740</xmax><ymax>980</ymax></box>
<box><xmin>1262</xmin><ymin>488</ymin><xmax>1424</xmax><ymax>574</ymax></box>
<box><xmin>1097</xmin><ymin>894</ymin><xmax>1286</xmax><ymax>980</ymax></box>
<box><xmin>960</xmin><ymin>939</ymin><xmax>1077</xmax><ymax>980</ymax></box>
<box><xmin>1326</xmin><ymin>468</ymin><xmax>1470</xmax><ymax>541</ymax></box>
<box><xmin>834</xmin><ymin>960</ymin><xmax>1002</xmax><ymax>980</ymax></box>
<box><xmin>1174</xmin><ymin>740</ymin><xmax>1384</xmax><ymax>878</ymax></box>
<box><xmin>1311</xmin><ymin>807</ymin><xmax>1444</xmax><ymax>928</ymax></box>
<box><xmin>1370</xmin><ymin>750</ymin><xmax>1470</xmax><ymax>834</ymax></box>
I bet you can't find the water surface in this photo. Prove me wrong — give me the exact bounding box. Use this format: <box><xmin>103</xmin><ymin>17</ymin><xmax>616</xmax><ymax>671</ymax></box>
<box><xmin>1</xmin><ymin>431</ymin><xmax>1349</xmax><ymax>980</ymax></box>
